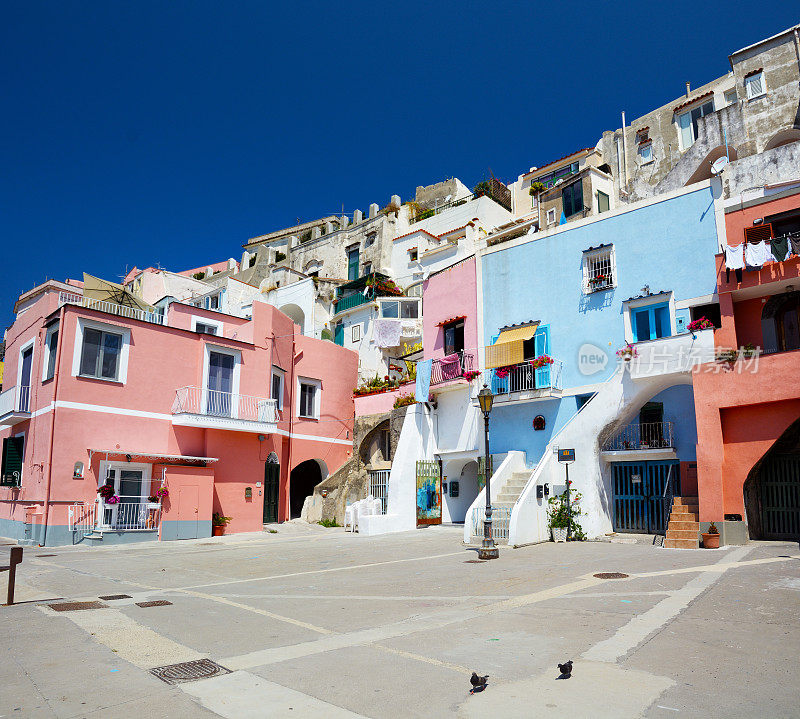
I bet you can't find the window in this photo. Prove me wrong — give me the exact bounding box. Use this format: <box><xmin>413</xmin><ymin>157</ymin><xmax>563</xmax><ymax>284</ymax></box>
<box><xmin>401</xmin><ymin>300</ymin><xmax>419</xmax><ymax>319</ymax></box>
<box><xmin>18</xmin><ymin>343</ymin><xmax>33</xmax><ymax>412</ymax></box>
<box><xmin>351</xmin><ymin>324</ymin><xmax>361</xmax><ymax>342</ymax></box>
<box><xmin>724</xmin><ymin>89</ymin><xmax>738</xmax><ymax>106</ymax></box>
<box><xmin>192</xmin><ymin>317</ymin><xmax>222</xmax><ymax>335</ymax></box>
<box><xmin>381</xmin><ymin>300</ymin><xmax>399</xmax><ymax>318</ymax></box>
<box><xmin>271</xmin><ymin>368</ymin><xmax>284</xmax><ymax>410</ymax></box>
<box><xmin>43</xmin><ymin>323</ymin><xmax>59</xmax><ymax>381</ymax></box>
<box><xmin>546</xmin><ymin>208</ymin><xmax>557</xmax><ymax>225</ymax></box>
<box><xmin>678</xmin><ymin>100</ymin><xmax>714</xmax><ymax>150</ymax></box>
<box><xmin>690</xmin><ymin>303</ymin><xmax>721</xmax><ymax>329</ymax></box>
<box><xmin>638</xmin><ymin>142</ymin><xmax>653</xmax><ymax>164</ymax></box>
<box><xmin>80</xmin><ymin>327</ymin><xmax>123</xmax><ymax>381</ymax></box>
<box><xmin>380</xmin><ymin>429</ymin><xmax>391</xmax><ymax>462</ymax></box>
<box><xmin>249</xmin><ymin>254</ymin><xmax>257</xmax><ymax>267</ymax></box>
<box><xmin>632</xmin><ymin>303</ymin><xmax>671</xmax><ymax>342</ymax></box>
<box><xmin>1</xmin><ymin>436</ymin><xmax>24</xmax><ymax>487</ymax></box>
<box><xmin>596</xmin><ymin>191</ymin><xmax>610</xmax><ymax>214</ymax></box>
<box><xmin>583</xmin><ymin>246</ymin><xmax>615</xmax><ymax>293</ymax></box>
<box><xmin>205</xmin><ymin>293</ymin><xmax>220</xmax><ymax>310</ymax></box>
<box><xmin>443</xmin><ymin>319</ymin><xmax>465</xmax><ymax>356</ymax></box>
<box><xmin>195</xmin><ymin>322</ymin><xmax>218</xmax><ymax>335</ymax></box>
<box><xmin>365</xmin><ymin>232</ymin><xmax>377</xmax><ymax>247</ymax></box>
<box><xmin>744</xmin><ymin>71</ymin><xmax>765</xmax><ymax>100</ymax></box>
<box><xmin>299</xmin><ymin>380</ymin><xmax>319</xmax><ymax>419</ymax></box>
<box><xmin>408</xmin><ymin>248</ymin><xmax>418</xmax><ymax>262</ymax></box>
<box><xmin>333</xmin><ymin>322</ymin><xmax>344</xmax><ymax>346</ymax></box>
<box><xmin>347</xmin><ymin>247</ymin><xmax>360</xmax><ymax>281</ymax></box>
<box><xmin>562</xmin><ymin>180</ymin><xmax>583</xmax><ymax>217</ymax></box>
<box><xmin>363</xmin><ymin>262</ymin><xmax>372</xmax><ymax>276</ymax></box>
<box><xmin>206</xmin><ymin>350</ymin><xmax>236</xmax><ymax>416</ymax></box>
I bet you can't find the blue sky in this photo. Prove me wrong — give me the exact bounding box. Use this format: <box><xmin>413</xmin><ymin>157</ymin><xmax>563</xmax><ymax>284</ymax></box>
<box><xmin>1</xmin><ymin>2</ymin><xmax>797</xmax><ymax>331</ymax></box>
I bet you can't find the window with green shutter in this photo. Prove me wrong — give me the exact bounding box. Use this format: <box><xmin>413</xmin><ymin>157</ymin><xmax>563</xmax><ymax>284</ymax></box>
<box><xmin>1</xmin><ymin>436</ymin><xmax>24</xmax><ymax>487</ymax></box>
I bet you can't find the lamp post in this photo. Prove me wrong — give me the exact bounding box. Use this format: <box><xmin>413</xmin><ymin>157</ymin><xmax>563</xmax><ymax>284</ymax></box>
<box><xmin>477</xmin><ymin>384</ymin><xmax>499</xmax><ymax>560</ymax></box>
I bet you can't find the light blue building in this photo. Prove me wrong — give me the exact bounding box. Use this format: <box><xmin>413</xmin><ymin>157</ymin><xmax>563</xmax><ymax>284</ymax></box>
<box><xmin>471</xmin><ymin>182</ymin><xmax>722</xmax><ymax>539</ymax></box>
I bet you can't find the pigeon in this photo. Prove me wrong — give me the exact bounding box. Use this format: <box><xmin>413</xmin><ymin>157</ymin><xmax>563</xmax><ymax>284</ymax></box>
<box><xmin>470</xmin><ymin>672</ymin><xmax>489</xmax><ymax>693</ymax></box>
<box><xmin>557</xmin><ymin>660</ymin><xmax>573</xmax><ymax>678</ymax></box>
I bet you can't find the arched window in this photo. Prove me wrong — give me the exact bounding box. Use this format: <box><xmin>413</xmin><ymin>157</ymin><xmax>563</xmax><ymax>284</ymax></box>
<box><xmin>762</xmin><ymin>292</ymin><xmax>800</xmax><ymax>354</ymax></box>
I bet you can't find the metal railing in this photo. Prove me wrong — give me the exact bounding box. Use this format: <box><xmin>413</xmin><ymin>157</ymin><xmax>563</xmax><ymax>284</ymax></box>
<box><xmin>471</xmin><ymin>506</ymin><xmax>511</xmax><ymax>541</ymax></box>
<box><xmin>59</xmin><ymin>292</ymin><xmax>165</xmax><ymax>325</ymax></box>
<box><xmin>0</xmin><ymin>385</ymin><xmax>31</xmax><ymax>418</ymax></box>
<box><xmin>68</xmin><ymin>503</ymin><xmax>96</xmax><ymax>534</ymax></box>
<box><xmin>172</xmin><ymin>386</ymin><xmax>279</xmax><ymax>423</ymax></box>
<box><xmin>97</xmin><ymin>496</ymin><xmax>162</xmax><ymax>531</ymax></box>
<box><xmin>431</xmin><ymin>353</ymin><xmax>475</xmax><ymax>386</ymax></box>
<box><xmin>334</xmin><ymin>292</ymin><xmax>372</xmax><ymax>314</ymax></box>
<box><xmin>490</xmin><ymin>359</ymin><xmax>563</xmax><ymax>395</ymax></box>
<box><xmin>409</xmin><ymin>188</ymin><xmax>511</xmax><ymax>225</ymax></box>
<box><xmin>368</xmin><ymin>470</ymin><xmax>390</xmax><ymax>515</ymax></box>
<box><xmin>602</xmin><ymin>421</ymin><xmax>675</xmax><ymax>451</ymax></box>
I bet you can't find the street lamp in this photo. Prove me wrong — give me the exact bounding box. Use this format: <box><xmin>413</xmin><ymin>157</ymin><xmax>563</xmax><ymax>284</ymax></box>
<box><xmin>477</xmin><ymin>384</ymin><xmax>499</xmax><ymax>560</ymax></box>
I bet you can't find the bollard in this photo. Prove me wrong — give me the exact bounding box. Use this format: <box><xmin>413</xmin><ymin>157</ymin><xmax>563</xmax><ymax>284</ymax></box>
<box><xmin>1</xmin><ymin>547</ymin><xmax>23</xmax><ymax>605</ymax></box>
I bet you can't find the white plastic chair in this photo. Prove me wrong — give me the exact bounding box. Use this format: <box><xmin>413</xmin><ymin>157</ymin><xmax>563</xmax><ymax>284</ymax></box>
<box><xmin>344</xmin><ymin>502</ymin><xmax>358</xmax><ymax>532</ymax></box>
<box><xmin>356</xmin><ymin>495</ymin><xmax>378</xmax><ymax>533</ymax></box>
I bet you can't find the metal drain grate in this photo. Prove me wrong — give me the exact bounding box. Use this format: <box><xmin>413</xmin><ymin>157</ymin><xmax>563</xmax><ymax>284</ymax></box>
<box><xmin>135</xmin><ymin>600</ymin><xmax>173</xmax><ymax>608</ymax></box>
<box><xmin>48</xmin><ymin>601</ymin><xmax>108</xmax><ymax>611</ymax></box>
<box><xmin>150</xmin><ymin>658</ymin><xmax>230</xmax><ymax>685</ymax></box>
<box><xmin>99</xmin><ymin>594</ymin><xmax>132</xmax><ymax>601</ymax></box>
<box><xmin>36</xmin><ymin>554</ymin><xmax>57</xmax><ymax>558</ymax></box>
<box><xmin>464</xmin><ymin>559</ymin><xmax>486</xmax><ymax>563</ymax></box>
<box><xmin>593</xmin><ymin>572</ymin><xmax>629</xmax><ymax>579</ymax></box>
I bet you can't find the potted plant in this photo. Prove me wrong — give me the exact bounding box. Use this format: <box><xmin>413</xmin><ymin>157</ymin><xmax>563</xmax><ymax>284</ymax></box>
<box><xmin>686</xmin><ymin>317</ymin><xmax>714</xmax><ymax>332</ymax></box>
<box><xmin>702</xmin><ymin>521</ymin><xmax>720</xmax><ymax>549</ymax></box>
<box><xmin>547</xmin><ymin>484</ymin><xmax>586</xmax><ymax>542</ymax></box>
<box><xmin>212</xmin><ymin>512</ymin><xmax>232</xmax><ymax>536</ymax></box>
<box><xmin>463</xmin><ymin>370</ymin><xmax>482</xmax><ymax>382</ymax></box>
<box><xmin>529</xmin><ymin>355</ymin><xmax>554</xmax><ymax>369</ymax></box>
<box><xmin>616</xmin><ymin>343</ymin><xmax>638</xmax><ymax>362</ymax></box>
<box><xmin>98</xmin><ymin>483</ymin><xmax>116</xmax><ymax>501</ymax></box>
<box><xmin>147</xmin><ymin>487</ymin><xmax>169</xmax><ymax>508</ymax></box>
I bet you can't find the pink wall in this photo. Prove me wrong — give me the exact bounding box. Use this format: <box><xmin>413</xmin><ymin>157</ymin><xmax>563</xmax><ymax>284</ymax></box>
<box><xmin>354</xmin><ymin>384</ymin><xmax>414</xmax><ymax>416</ymax></box>
<box><xmin>422</xmin><ymin>257</ymin><xmax>478</xmax><ymax>362</ymax></box>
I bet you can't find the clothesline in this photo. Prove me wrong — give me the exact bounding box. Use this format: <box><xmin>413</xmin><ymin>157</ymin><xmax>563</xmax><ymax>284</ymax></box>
<box><xmin>725</xmin><ymin>231</ymin><xmax>800</xmax><ymax>272</ymax></box>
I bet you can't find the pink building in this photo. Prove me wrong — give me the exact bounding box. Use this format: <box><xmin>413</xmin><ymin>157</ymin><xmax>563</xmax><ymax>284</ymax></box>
<box><xmin>0</xmin><ymin>280</ymin><xmax>357</xmax><ymax>546</ymax></box>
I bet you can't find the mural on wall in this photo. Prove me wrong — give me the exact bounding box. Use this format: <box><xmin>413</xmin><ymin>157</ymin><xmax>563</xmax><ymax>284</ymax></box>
<box><xmin>416</xmin><ymin>460</ymin><xmax>441</xmax><ymax>525</ymax></box>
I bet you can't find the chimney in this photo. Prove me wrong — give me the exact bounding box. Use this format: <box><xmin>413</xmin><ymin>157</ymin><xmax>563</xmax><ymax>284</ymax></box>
<box><xmin>685</xmin><ymin>81</ymin><xmax>691</xmax><ymax>97</ymax></box>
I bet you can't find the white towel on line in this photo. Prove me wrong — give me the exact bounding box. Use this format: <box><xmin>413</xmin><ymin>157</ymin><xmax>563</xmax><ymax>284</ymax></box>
<box><xmin>745</xmin><ymin>240</ymin><xmax>772</xmax><ymax>268</ymax></box>
<box><xmin>373</xmin><ymin>318</ymin><xmax>402</xmax><ymax>348</ymax></box>
<box><xmin>724</xmin><ymin>243</ymin><xmax>744</xmax><ymax>270</ymax></box>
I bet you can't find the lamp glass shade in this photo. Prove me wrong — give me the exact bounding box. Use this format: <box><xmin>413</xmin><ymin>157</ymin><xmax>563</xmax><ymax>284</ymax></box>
<box><xmin>477</xmin><ymin>385</ymin><xmax>493</xmax><ymax>414</ymax></box>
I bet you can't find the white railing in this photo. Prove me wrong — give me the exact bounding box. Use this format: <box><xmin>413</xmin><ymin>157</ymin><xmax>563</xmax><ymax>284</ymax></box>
<box><xmin>68</xmin><ymin>503</ymin><xmax>97</xmax><ymax>534</ymax></box>
<box><xmin>59</xmin><ymin>292</ymin><xmax>165</xmax><ymax>325</ymax></box>
<box><xmin>368</xmin><ymin>470</ymin><xmax>390</xmax><ymax>515</ymax></box>
<box><xmin>0</xmin><ymin>385</ymin><xmax>31</xmax><ymax>420</ymax></box>
<box><xmin>491</xmin><ymin>359</ymin><xmax>563</xmax><ymax>395</ymax></box>
<box><xmin>172</xmin><ymin>386</ymin><xmax>279</xmax><ymax>423</ymax></box>
<box><xmin>471</xmin><ymin>506</ymin><xmax>511</xmax><ymax>541</ymax></box>
<box><xmin>97</xmin><ymin>496</ymin><xmax>162</xmax><ymax>531</ymax></box>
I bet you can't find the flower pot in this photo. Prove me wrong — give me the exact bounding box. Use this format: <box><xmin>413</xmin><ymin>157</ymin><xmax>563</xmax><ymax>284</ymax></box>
<box><xmin>147</xmin><ymin>502</ymin><xmax>161</xmax><ymax>510</ymax></box>
<box><xmin>213</xmin><ymin>525</ymin><xmax>225</xmax><ymax>537</ymax></box>
<box><xmin>702</xmin><ymin>532</ymin><xmax>720</xmax><ymax>549</ymax></box>
<box><xmin>552</xmin><ymin>527</ymin><xmax>568</xmax><ymax>543</ymax></box>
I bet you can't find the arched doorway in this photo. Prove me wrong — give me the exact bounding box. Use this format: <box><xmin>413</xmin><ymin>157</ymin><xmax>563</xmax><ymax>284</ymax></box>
<box><xmin>442</xmin><ymin>460</ymin><xmax>479</xmax><ymax>524</ymax></box>
<box><xmin>289</xmin><ymin>459</ymin><xmax>325</xmax><ymax>519</ymax></box>
<box><xmin>279</xmin><ymin>303</ymin><xmax>306</xmax><ymax>334</ymax></box>
<box><xmin>762</xmin><ymin>292</ymin><xmax>800</xmax><ymax>354</ymax></box>
<box><xmin>743</xmin><ymin>417</ymin><xmax>800</xmax><ymax>540</ymax></box>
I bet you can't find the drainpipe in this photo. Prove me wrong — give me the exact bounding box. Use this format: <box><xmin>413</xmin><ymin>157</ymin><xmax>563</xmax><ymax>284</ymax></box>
<box><xmin>285</xmin><ymin>330</ymin><xmax>297</xmax><ymax>521</ymax></box>
<box><xmin>620</xmin><ymin>111</ymin><xmax>629</xmax><ymax>192</ymax></box>
<box><xmin>41</xmin><ymin>305</ymin><xmax>66</xmax><ymax>546</ymax></box>
<box><xmin>794</xmin><ymin>29</ymin><xmax>800</xmax><ymax>78</ymax></box>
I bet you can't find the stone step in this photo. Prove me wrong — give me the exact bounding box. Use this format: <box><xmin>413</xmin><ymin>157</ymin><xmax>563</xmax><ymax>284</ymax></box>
<box><xmin>666</xmin><ymin>528</ymin><xmax>700</xmax><ymax>540</ymax></box>
<box><xmin>496</xmin><ymin>495</ymin><xmax>521</xmax><ymax>504</ymax></box>
<box><xmin>504</xmin><ymin>478</ymin><xmax>529</xmax><ymax>488</ymax></box>
<box><xmin>669</xmin><ymin>510</ymin><xmax>699</xmax><ymax>521</ymax></box>
<box><xmin>673</xmin><ymin>497</ymin><xmax>699</xmax><ymax>507</ymax></box>
<box><xmin>510</xmin><ymin>472</ymin><xmax>531</xmax><ymax>480</ymax></box>
<box><xmin>664</xmin><ymin>537</ymin><xmax>699</xmax><ymax>549</ymax></box>
<box><xmin>668</xmin><ymin>520</ymin><xmax>700</xmax><ymax>531</ymax></box>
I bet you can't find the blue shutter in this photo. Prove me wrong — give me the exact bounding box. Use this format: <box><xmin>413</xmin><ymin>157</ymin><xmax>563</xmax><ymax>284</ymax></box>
<box><xmin>534</xmin><ymin>325</ymin><xmax>550</xmax><ymax>387</ymax></box>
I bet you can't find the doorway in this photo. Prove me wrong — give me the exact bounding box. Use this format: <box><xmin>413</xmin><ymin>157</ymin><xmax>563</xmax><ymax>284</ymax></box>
<box><xmin>289</xmin><ymin>460</ymin><xmax>323</xmax><ymax>519</ymax></box>
<box><xmin>612</xmin><ymin>461</ymin><xmax>679</xmax><ymax>534</ymax></box>
<box><xmin>263</xmin><ymin>459</ymin><xmax>280</xmax><ymax>524</ymax></box>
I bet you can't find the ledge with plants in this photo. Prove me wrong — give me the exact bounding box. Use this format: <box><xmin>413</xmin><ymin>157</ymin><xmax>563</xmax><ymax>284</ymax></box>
<box><xmin>686</xmin><ymin>317</ymin><xmax>714</xmax><ymax>332</ymax></box>
<box><xmin>353</xmin><ymin>374</ymin><xmax>413</xmax><ymax>397</ymax></box>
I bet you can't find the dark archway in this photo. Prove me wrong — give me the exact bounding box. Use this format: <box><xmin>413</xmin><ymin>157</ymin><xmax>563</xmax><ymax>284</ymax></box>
<box><xmin>764</xmin><ymin>128</ymin><xmax>800</xmax><ymax>151</ymax></box>
<box><xmin>289</xmin><ymin>459</ymin><xmax>323</xmax><ymax>519</ymax></box>
<box><xmin>743</xmin><ymin>416</ymin><xmax>800</xmax><ymax>539</ymax></box>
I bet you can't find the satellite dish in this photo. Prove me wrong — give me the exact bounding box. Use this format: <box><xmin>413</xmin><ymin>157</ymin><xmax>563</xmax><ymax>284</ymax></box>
<box><xmin>710</xmin><ymin>157</ymin><xmax>729</xmax><ymax>175</ymax></box>
<box><xmin>554</xmin><ymin>178</ymin><xmax>564</xmax><ymax>187</ymax></box>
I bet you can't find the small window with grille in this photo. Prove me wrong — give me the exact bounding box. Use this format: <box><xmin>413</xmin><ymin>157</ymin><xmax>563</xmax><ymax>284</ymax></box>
<box><xmin>583</xmin><ymin>245</ymin><xmax>616</xmax><ymax>294</ymax></box>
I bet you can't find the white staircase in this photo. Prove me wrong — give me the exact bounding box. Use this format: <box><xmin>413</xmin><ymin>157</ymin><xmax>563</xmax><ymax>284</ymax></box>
<box><xmin>495</xmin><ymin>471</ymin><xmax>530</xmax><ymax>505</ymax></box>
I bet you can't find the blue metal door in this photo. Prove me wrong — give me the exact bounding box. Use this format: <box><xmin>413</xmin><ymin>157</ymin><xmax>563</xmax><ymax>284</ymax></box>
<box><xmin>612</xmin><ymin>461</ymin><xmax>679</xmax><ymax>534</ymax></box>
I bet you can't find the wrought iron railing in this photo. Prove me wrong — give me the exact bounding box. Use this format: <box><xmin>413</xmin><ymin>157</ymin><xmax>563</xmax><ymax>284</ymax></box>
<box><xmin>490</xmin><ymin>359</ymin><xmax>563</xmax><ymax>395</ymax></box>
<box><xmin>471</xmin><ymin>506</ymin><xmax>511</xmax><ymax>541</ymax></box>
<box><xmin>431</xmin><ymin>353</ymin><xmax>475</xmax><ymax>385</ymax></box>
<box><xmin>172</xmin><ymin>386</ymin><xmax>279</xmax><ymax>423</ymax></box>
<box><xmin>602</xmin><ymin>421</ymin><xmax>675</xmax><ymax>451</ymax></box>
<box><xmin>368</xmin><ymin>470</ymin><xmax>390</xmax><ymax>515</ymax></box>
<box><xmin>98</xmin><ymin>496</ymin><xmax>162</xmax><ymax>531</ymax></box>
<box><xmin>59</xmin><ymin>292</ymin><xmax>165</xmax><ymax>325</ymax></box>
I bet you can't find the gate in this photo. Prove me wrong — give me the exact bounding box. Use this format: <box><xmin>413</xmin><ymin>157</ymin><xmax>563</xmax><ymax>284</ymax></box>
<box><xmin>612</xmin><ymin>461</ymin><xmax>679</xmax><ymax>534</ymax></box>
<box><xmin>415</xmin><ymin>460</ymin><xmax>441</xmax><ymax>526</ymax></box>
<box><xmin>759</xmin><ymin>454</ymin><xmax>800</xmax><ymax>539</ymax></box>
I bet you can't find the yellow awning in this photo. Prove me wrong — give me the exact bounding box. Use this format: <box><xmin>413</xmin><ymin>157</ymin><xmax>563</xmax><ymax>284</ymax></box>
<box><xmin>485</xmin><ymin>322</ymin><xmax>540</xmax><ymax>369</ymax></box>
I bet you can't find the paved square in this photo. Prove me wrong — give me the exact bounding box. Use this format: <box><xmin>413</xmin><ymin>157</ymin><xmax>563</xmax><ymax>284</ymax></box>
<box><xmin>2</xmin><ymin>526</ymin><xmax>799</xmax><ymax>718</ymax></box>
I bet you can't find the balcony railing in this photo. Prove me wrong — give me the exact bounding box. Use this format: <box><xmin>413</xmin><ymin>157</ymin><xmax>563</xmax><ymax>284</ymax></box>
<box><xmin>0</xmin><ymin>385</ymin><xmax>31</xmax><ymax>426</ymax></box>
<box><xmin>431</xmin><ymin>353</ymin><xmax>475</xmax><ymax>386</ymax></box>
<box><xmin>59</xmin><ymin>292</ymin><xmax>165</xmax><ymax>325</ymax></box>
<box><xmin>334</xmin><ymin>291</ymin><xmax>372</xmax><ymax>314</ymax></box>
<box><xmin>490</xmin><ymin>359</ymin><xmax>563</xmax><ymax>395</ymax></box>
<box><xmin>172</xmin><ymin>386</ymin><xmax>279</xmax><ymax>424</ymax></box>
<box><xmin>98</xmin><ymin>496</ymin><xmax>163</xmax><ymax>531</ymax></box>
<box><xmin>602</xmin><ymin>421</ymin><xmax>675</xmax><ymax>452</ymax></box>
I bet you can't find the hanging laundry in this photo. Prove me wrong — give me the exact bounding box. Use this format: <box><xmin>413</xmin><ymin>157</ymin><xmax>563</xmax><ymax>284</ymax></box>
<box><xmin>724</xmin><ymin>243</ymin><xmax>745</xmax><ymax>270</ymax></box>
<box><xmin>415</xmin><ymin>359</ymin><xmax>432</xmax><ymax>402</ymax></box>
<box><xmin>373</xmin><ymin>318</ymin><xmax>402</xmax><ymax>348</ymax></box>
<box><xmin>771</xmin><ymin>235</ymin><xmax>789</xmax><ymax>262</ymax></box>
<box><xmin>790</xmin><ymin>233</ymin><xmax>800</xmax><ymax>258</ymax></box>
<box><xmin>745</xmin><ymin>240</ymin><xmax>772</xmax><ymax>269</ymax></box>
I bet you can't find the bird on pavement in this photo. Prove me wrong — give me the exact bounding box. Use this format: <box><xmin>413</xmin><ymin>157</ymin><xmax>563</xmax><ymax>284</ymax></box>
<box><xmin>470</xmin><ymin>672</ymin><xmax>489</xmax><ymax>693</ymax></box>
<box><xmin>557</xmin><ymin>660</ymin><xmax>573</xmax><ymax>678</ymax></box>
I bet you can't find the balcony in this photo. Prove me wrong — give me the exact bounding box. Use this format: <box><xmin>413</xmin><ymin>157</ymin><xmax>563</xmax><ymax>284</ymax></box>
<box><xmin>490</xmin><ymin>359</ymin><xmax>563</xmax><ymax>399</ymax></box>
<box><xmin>334</xmin><ymin>291</ymin><xmax>372</xmax><ymax>314</ymax></box>
<box><xmin>0</xmin><ymin>386</ymin><xmax>31</xmax><ymax>427</ymax></box>
<box><xmin>171</xmin><ymin>386</ymin><xmax>279</xmax><ymax>434</ymax></box>
<box><xmin>601</xmin><ymin>421</ymin><xmax>676</xmax><ymax>461</ymax></box>
<box><xmin>431</xmin><ymin>353</ymin><xmax>475</xmax><ymax>388</ymax></box>
<box><xmin>627</xmin><ymin>330</ymin><xmax>715</xmax><ymax>380</ymax></box>
<box><xmin>59</xmin><ymin>292</ymin><xmax>165</xmax><ymax>326</ymax></box>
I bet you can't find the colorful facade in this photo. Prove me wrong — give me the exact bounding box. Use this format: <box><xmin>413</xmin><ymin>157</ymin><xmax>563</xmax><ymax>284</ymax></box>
<box><xmin>0</xmin><ymin>281</ymin><xmax>357</xmax><ymax>545</ymax></box>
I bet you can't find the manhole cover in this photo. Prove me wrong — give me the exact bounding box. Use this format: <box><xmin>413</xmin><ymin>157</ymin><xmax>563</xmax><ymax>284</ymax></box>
<box><xmin>99</xmin><ymin>594</ymin><xmax>132</xmax><ymax>601</ymax></box>
<box><xmin>593</xmin><ymin>572</ymin><xmax>629</xmax><ymax>579</ymax></box>
<box><xmin>135</xmin><ymin>600</ymin><xmax>173</xmax><ymax>608</ymax></box>
<box><xmin>48</xmin><ymin>601</ymin><xmax>108</xmax><ymax>611</ymax></box>
<box><xmin>150</xmin><ymin>658</ymin><xmax>230</xmax><ymax>685</ymax></box>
